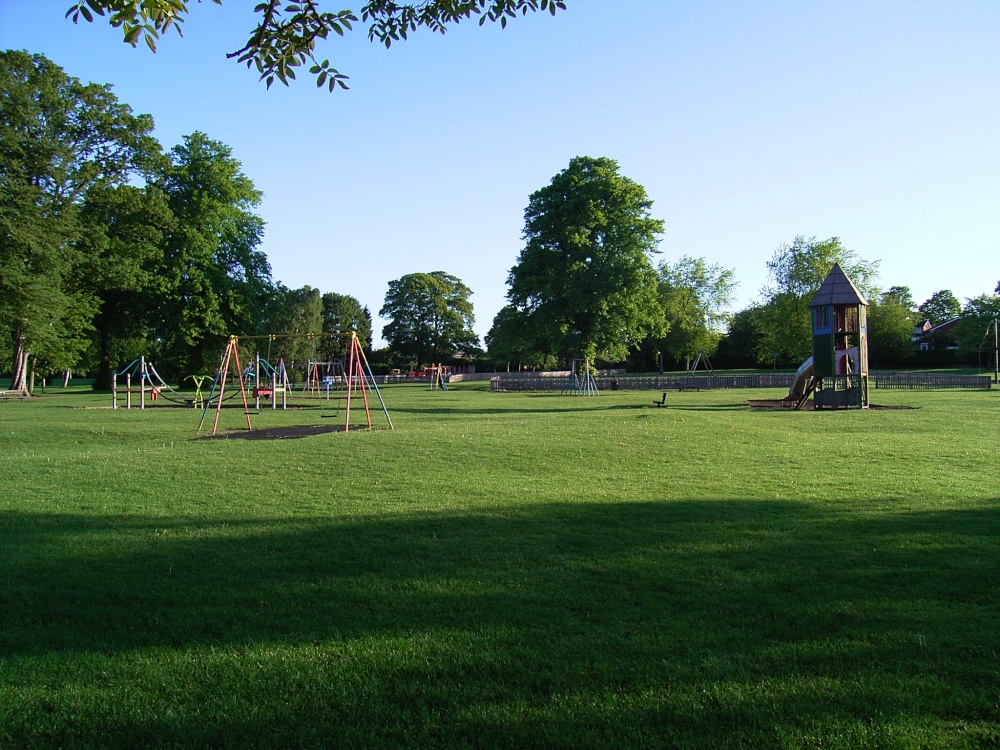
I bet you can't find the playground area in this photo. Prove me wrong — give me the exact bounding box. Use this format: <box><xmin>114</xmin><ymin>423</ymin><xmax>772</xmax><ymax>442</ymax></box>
<box><xmin>110</xmin><ymin>333</ymin><xmax>392</xmax><ymax>435</ymax></box>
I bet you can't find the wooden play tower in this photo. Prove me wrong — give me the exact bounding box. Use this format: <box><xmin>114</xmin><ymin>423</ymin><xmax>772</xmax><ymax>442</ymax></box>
<box><xmin>809</xmin><ymin>263</ymin><xmax>869</xmax><ymax>409</ymax></box>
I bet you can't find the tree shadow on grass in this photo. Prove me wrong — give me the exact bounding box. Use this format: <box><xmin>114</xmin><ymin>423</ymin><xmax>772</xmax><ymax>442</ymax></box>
<box><xmin>2</xmin><ymin>500</ymin><xmax>999</xmax><ymax>748</ymax></box>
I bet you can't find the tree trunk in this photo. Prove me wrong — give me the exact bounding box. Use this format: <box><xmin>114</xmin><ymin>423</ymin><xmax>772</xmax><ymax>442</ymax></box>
<box><xmin>94</xmin><ymin>324</ymin><xmax>113</xmax><ymax>392</ymax></box>
<box><xmin>9</xmin><ymin>331</ymin><xmax>31</xmax><ymax>397</ymax></box>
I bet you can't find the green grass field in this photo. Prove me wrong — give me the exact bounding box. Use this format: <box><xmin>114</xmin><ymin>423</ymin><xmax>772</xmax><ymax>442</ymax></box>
<box><xmin>2</xmin><ymin>383</ymin><xmax>998</xmax><ymax>749</ymax></box>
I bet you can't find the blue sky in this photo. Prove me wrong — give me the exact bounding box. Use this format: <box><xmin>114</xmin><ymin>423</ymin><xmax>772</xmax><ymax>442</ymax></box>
<box><xmin>2</xmin><ymin>1</ymin><xmax>998</xmax><ymax>346</ymax></box>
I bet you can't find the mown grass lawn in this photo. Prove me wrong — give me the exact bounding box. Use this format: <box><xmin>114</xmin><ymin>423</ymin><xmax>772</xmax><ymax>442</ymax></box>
<box><xmin>1</xmin><ymin>382</ymin><xmax>998</xmax><ymax>749</ymax></box>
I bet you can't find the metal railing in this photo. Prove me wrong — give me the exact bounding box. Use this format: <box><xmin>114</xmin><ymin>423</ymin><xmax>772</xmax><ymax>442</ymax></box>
<box><xmin>490</xmin><ymin>371</ymin><xmax>992</xmax><ymax>392</ymax></box>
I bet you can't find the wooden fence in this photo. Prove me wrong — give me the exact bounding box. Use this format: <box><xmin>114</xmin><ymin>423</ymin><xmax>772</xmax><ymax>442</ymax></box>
<box><xmin>490</xmin><ymin>371</ymin><xmax>992</xmax><ymax>393</ymax></box>
<box><xmin>870</xmin><ymin>372</ymin><xmax>992</xmax><ymax>390</ymax></box>
<box><xmin>490</xmin><ymin>372</ymin><xmax>795</xmax><ymax>392</ymax></box>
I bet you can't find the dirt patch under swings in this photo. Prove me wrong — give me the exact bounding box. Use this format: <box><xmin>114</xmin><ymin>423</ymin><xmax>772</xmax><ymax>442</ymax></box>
<box><xmin>196</xmin><ymin>424</ymin><xmax>356</xmax><ymax>440</ymax></box>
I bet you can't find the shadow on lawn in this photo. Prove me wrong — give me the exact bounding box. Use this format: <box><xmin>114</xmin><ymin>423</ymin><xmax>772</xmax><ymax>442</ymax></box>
<box><xmin>3</xmin><ymin>500</ymin><xmax>999</xmax><ymax>747</ymax></box>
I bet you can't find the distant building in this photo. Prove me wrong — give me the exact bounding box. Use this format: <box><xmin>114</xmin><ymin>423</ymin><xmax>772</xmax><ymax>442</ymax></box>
<box><xmin>913</xmin><ymin>317</ymin><xmax>961</xmax><ymax>351</ymax></box>
<box><xmin>912</xmin><ymin>320</ymin><xmax>932</xmax><ymax>347</ymax></box>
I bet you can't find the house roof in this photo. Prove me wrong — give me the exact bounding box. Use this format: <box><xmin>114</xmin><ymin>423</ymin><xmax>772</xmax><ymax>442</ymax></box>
<box><xmin>927</xmin><ymin>317</ymin><xmax>962</xmax><ymax>335</ymax></box>
<box><xmin>809</xmin><ymin>263</ymin><xmax>868</xmax><ymax>307</ymax></box>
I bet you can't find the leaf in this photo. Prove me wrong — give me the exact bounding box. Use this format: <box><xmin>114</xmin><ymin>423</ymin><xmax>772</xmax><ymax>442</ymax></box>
<box><xmin>123</xmin><ymin>25</ymin><xmax>142</xmax><ymax>46</ymax></box>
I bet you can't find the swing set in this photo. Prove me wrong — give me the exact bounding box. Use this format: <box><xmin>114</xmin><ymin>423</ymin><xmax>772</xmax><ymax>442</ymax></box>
<box><xmin>197</xmin><ymin>332</ymin><xmax>393</xmax><ymax>436</ymax></box>
<box><xmin>563</xmin><ymin>358</ymin><xmax>600</xmax><ymax>396</ymax></box>
<box><xmin>113</xmin><ymin>356</ymin><xmax>198</xmax><ymax>409</ymax></box>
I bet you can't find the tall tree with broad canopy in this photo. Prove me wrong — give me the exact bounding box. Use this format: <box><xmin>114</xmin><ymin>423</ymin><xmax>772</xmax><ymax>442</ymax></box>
<box><xmin>955</xmin><ymin>287</ymin><xmax>1000</xmax><ymax>359</ymax></box>
<box><xmin>656</xmin><ymin>255</ymin><xmax>736</xmax><ymax>370</ymax></box>
<box><xmin>380</xmin><ymin>271</ymin><xmax>478</xmax><ymax>365</ymax></box>
<box><xmin>755</xmin><ymin>236</ymin><xmax>879</xmax><ymax>365</ymax></box>
<box><xmin>715</xmin><ymin>304</ymin><xmax>766</xmax><ymax>369</ymax></box>
<box><xmin>867</xmin><ymin>290</ymin><xmax>916</xmax><ymax>367</ymax></box>
<box><xmin>267</xmin><ymin>285</ymin><xmax>324</xmax><ymax>364</ymax></box>
<box><xmin>66</xmin><ymin>0</ymin><xmax>566</xmax><ymax>91</ymax></box>
<box><xmin>485</xmin><ymin>304</ymin><xmax>556</xmax><ymax>371</ymax></box>
<box><xmin>506</xmin><ymin>156</ymin><xmax>664</xmax><ymax>364</ymax></box>
<box><xmin>74</xmin><ymin>183</ymin><xmax>176</xmax><ymax>389</ymax></box>
<box><xmin>153</xmin><ymin>132</ymin><xmax>272</xmax><ymax>376</ymax></box>
<box><xmin>0</xmin><ymin>51</ymin><xmax>161</xmax><ymax>395</ymax></box>
<box><xmin>319</xmin><ymin>292</ymin><xmax>372</xmax><ymax>359</ymax></box>
<box><xmin>882</xmin><ymin>285</ymin><xmax>917</xmax><ymax>314</ymax></box>
<box><xmin>918</xmin><ymin>290</ymin><xmax>962</xmax><ymax>326</ymax></box>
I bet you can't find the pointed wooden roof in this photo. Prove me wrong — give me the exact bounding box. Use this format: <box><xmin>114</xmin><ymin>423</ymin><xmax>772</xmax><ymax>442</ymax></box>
<box><xmin>809</xmin><ymin>263</ymin><xmax>867</xmax><ymax>307</ymax></box>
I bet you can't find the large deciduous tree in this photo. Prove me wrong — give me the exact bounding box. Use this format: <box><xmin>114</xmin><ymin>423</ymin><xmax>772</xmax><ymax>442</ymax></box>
<box><xmin>380</xmin><ymin>271</ymin><xmax>478</xmax><ymax>365</ymax></box>
<box><xmin>74</xmin><ymin>183</ymin><xmax>176</xmax><ymax>389</ymax></box>
<box><xmin>715</xmin><ymin>305</ymin><xmax>766</xmax><ymax>369</ymax></box>
<box><xmin>319</xmin><ymin>292</ymin><xmax>372</xmax><ymax>359</ymax></box>
<box><xmin>268</xmin><ymin>285</ymin><xmax>324</xmax><ymax>364</ymax></box>
<box><xmin>505</xmin><ymin>156</ymin><xmax>664</xmax><ymax>364</ymax></box>
<box><xmin>882</xmin><ymin>285</ymin><xmax>916</xmax><ymax>313</ymax></box>
<box><xmin>917</xmin><ymin>290</ymin><xmax>962</xmax><ymax>326</ymax></box>
<box><xmin>154</xmin><ymin>131</ymin><xmax>272</xmax><ymax>376</ymax></box>
<box><xmin>0</xmin><ymin>50</ymin><xmax>160</xmax><ymax>394</ymax></box>
<box><xmin>867</xmin><ymin>289</ymin><xmax>916</xmax><ymax>367</ymax></box>
<box><xmin>66</xmin><ymin>0</ymin><xmax>566</xmax><ymax>91</ymax></box>
<box><xmin>955</xmin><ymin>287</ymin><xmax>1000</xmax><ymax>360</ymax></box>
<box><xmin>656</xmin><ymin>255</ymin><xmax>736</xmax><ymax>370</ymax></box>
<box><xmin>485</xmin><ymin>304</ymin><xmax>555</xmax><ymax>370</ymax></box>
<box><xmin>755</xmin><ymin>236</ymin><xmax>879</xmax><ymax>365</ymax></box>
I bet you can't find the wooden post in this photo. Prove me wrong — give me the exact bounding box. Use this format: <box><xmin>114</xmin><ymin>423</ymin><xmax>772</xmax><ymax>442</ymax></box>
<box><xmin>254</xmin><ymin>353</ymin><xmax>261</xmax><ymax>410</ymax></box>
<box><xmin>989</xmin><ymin>317</ymin><xmax>999</xmax><ymax>384</ymax></box>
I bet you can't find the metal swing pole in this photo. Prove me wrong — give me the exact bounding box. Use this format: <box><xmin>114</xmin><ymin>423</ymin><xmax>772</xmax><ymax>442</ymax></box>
<box><xmin>344</xmin><ymin>336</ymin><xmax>356</xmax><ymax>431</ymax></box>
<box><xmin>355</xmin><ymin>338</ymin><xmax>393</xmax><ymax>430</ymax></box>
<box><xmin>209</xmin><ymin>340</ymin><xmax>233</xmax><ymax>435</ymax></box>
<box><xmin>230</xmin><ymin>338</ymin><xmax>254</xmax><ymax>431</ymax></box>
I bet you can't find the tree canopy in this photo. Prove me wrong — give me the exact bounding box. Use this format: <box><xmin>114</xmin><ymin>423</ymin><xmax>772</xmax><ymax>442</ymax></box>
<box><xmin>380</xmin><ymin>271</ymin><xmax>479</xmax><ymax>365</ymax></box>
<box><xmin>319</xmin><ymin>292</ymin><xmax>372</xmax><ymax>359</ymax></box>
<box><xmin>656</xmin><ymin>255</ymin><xmax>736</xmax><ymax>369</ymax></box>
<box><xmin>867</xmin><ymin>291</ymin><xmax>915</xmax><ymax>367</ymax></box>
<box><xmin>485</xmin><ymin>304</ymin><xmax>555</xmax><ymax>370</ymax></box>
<box><xmin>754</xmin><ymin>236</ymin><xmax>879</xmax><ymax>365</ymax></box>
<box><xmin>153</xmin><ymin>131</ymin><xmax>272</xmax><ymax>375</ymax></box>
<box><xmin>65</xmin><ymin>0</ymin><xmax>566</xmax><ymax>90</ymax></box>
<box><xmin>0</xmin><ymin>50</ymin><xmax>161</xmax><ymax>394</ymax></box>
<box><xmin>955</xmin><ymin>290</ymin><xmax>1000</xmax><ymax>356</ymax></box>
<box><xmin>75</xmin><ymin>182</ymin><xmax>175</xmax><ymax>387</ymax></box>
<box><xmin>505</xmin><ymin>156</ymin><xmax>664</xmax><ymax>363</ymax></box>
<box><xmin>882</xmin><ymin>285</ymin><xmax>916</xmax><ymax>312</ymax></box>
<box><xmin>917</xmin><ymin>290</ymin><xmax>962</xmax><ymax>326</ymax></box>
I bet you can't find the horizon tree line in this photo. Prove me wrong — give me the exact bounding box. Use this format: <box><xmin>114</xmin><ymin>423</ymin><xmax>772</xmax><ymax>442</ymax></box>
<box><xmin>4</xmin><ymin>51</ymin><xmax>997</xmax><ymax>394</ymax></box>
